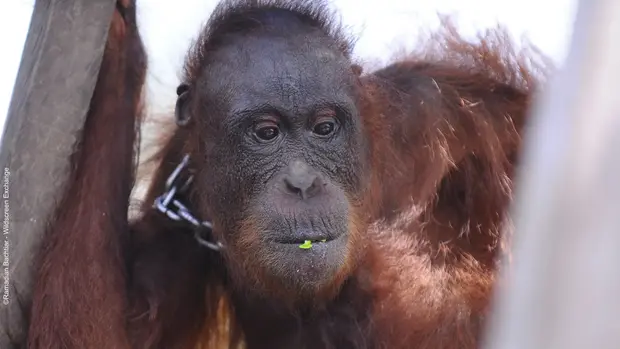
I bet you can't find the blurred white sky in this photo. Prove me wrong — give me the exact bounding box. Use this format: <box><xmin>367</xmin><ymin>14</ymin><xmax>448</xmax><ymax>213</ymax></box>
<box><xmin>0</xmin><ymin>0</ymin><xmax>578</xmax><ymax>135</ymax></box>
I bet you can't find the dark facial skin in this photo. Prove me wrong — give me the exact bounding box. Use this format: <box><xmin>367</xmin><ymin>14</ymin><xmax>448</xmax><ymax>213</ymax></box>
<box><xmin>185</xmin><ymin>27</ymin><xmax>370</xmax><ymax>300</ymax></box>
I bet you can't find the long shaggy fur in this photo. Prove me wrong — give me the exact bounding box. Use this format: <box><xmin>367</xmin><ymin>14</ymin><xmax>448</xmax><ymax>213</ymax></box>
<box><xmin>25</xmin><ymin>1</ymin><xmax>551</xmax><ymax>348</ymax></box>
<box><xmin>27</xmin><ymin>2</ymin><xmax>147</xmax><ymax>348</ymax></box>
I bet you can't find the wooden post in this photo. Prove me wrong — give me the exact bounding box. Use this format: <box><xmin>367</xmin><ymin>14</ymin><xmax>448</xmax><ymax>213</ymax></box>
<box><xmin>0</xmin><ymin>1</ymin><xmax>116</xmax><ymax>347</ymax></box>
<box><xmin>482</xmin><ymin>0</ymin><xmax>620</xmax><ymax>348</ymax></box>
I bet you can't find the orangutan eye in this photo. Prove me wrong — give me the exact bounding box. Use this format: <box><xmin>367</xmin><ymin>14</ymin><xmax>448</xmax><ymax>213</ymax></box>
<box><xmin>254</xmin><ymin>121</ymin><xmax>280</xmax><ymax>142</ymax></box>
<box><xmin>313</xmin><ymin>121</ymin><xmax>336</xmax><ymax>136</ymax></box>
<box><xmin>312</xmin><ymin>113</ymin><xmax>339</xmax><ymax>137</ymax></box>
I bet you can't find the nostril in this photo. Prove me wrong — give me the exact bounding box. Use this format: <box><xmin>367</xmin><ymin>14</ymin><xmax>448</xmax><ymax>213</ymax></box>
<box><xmin>305</xmin><ymin>176</ymin><xmax>323</xmax><ymax>197</ymax></box>
<box><xmin>283</xmin><ymin>174</ymin><xmax>323</xmax><ymax>199</ymax></box>
<box><xmin>284</xmin><ymin>177</ymin><xmax>304</xmax><ymax>197</ymax></box>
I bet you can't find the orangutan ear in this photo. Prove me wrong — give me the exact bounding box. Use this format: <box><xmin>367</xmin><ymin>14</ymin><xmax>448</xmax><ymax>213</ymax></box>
<box><xmin>175</xmin><ymin>83</ymin><xmax>191</xmax><ymax>126</ymax></box>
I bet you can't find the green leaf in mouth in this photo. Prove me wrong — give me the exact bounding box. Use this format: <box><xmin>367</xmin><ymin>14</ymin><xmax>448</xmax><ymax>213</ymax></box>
<box><xmin>299</xmin><ymin>240</ymin><xmax>313</xmax><ymax>249</ymax></box>
<box><xmin>298</xmin><ymin>239</ymin><xmax>329</xmax><ymax>249</ymax></box>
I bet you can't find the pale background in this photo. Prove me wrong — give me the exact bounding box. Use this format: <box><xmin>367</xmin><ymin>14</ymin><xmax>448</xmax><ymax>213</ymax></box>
<box><xmin>0</xmin><ymin>0</ymin><xmax>578</xmax><ymax>141</ymax></box>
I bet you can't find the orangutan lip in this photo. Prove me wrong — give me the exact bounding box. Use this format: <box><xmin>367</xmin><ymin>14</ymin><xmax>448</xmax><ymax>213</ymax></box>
<box><xmin>272</xmin><ymin>235</ymin><xmax>337</xmax><ymax>245</ymax></box>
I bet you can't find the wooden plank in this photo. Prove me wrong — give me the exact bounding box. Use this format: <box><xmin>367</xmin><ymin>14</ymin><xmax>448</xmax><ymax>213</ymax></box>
<box><xmin>0</xmin><ymin>0</ymin><xmax>116</xmax><ymax>347</ymax></box>
<box><xmin>482</xmin><ymin>0</ymin><xmax>620</xmax><ymax>348</ymax></box>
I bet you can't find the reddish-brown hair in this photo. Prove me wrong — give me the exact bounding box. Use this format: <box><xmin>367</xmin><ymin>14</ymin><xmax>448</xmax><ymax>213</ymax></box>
<box><xmin>25</xmin><ymin>1</ymin><xmax>552</xmax><ymax>348</ymax></box>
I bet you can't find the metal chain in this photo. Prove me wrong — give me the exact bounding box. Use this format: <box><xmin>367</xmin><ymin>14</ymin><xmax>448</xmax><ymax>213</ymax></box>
<box><xmin>153</xmin><ymin>154</ymin><xmax>224</xmax><ymax>251</ymax></box>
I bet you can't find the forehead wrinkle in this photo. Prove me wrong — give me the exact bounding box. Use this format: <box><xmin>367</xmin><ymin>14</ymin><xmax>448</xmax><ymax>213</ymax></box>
<box><xmin>202</xmin><ymin>34</ymin><xmax>353</xmax><ymax>113</ymax></box>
